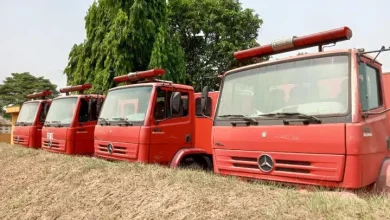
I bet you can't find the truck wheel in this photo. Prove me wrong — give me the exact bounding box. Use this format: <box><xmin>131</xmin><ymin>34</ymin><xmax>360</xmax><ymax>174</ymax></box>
<box><xmin>179</xmin><ymin>156</ymin><xmax>205</xmax><ymax>170</ymax></box>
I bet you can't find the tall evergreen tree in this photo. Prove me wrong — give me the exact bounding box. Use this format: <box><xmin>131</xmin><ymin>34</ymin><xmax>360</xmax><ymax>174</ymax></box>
<box><xmin>65</xmin><ymin>0</ymin><xmax>265</xmax><ymax>92</ymax></box>
<box><xmin>64</xmin><ymin>0</ymin><xmax>186</xmax><ymax>92</ymax></box>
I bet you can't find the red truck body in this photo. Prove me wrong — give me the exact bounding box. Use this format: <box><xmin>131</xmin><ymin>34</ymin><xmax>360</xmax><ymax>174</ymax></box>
<box><xmin>13</xmin><ymin>100</ymin><xmax>51</xmax><ymax>148</ymax></box>
<box><xmin>203</xmin><ymin>26</ymin><xmax>390</xmax><ymax>191</ymax></box>
<box><xmin>41</xmin><ymin>84</ymin><xmax>104</xmax><ymax>155</ymax></box>
<box><xmin>13</xmin><ymin>90</ymin><xmax>52</xmax><ymax>148</ymax></box>
<box><xmin>94</xmin><ymin>69</ymin><xmax>219</xmax><ymax>169</ymax></box>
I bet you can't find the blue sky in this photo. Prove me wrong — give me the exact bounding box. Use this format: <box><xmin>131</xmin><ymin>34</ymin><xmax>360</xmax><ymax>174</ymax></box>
<box><xmin>0</xmin><ymin>0</ymin><xmax>389</xmax><ymax>89</ymax></box>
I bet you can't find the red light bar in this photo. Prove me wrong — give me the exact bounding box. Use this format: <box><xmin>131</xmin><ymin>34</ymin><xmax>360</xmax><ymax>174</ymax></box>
<box><xmin>26</xmin><ymin>89</ymin><xmax>52</xmax><ymax>99</ymax></box>
<box><xmin>113</xmin><ymin>69</ymin><xmax>166</xmax><ymax>84</ymax></box>
<box><xmin>59</xmin><ymin>84</ymin><xmax>92</xmax><ymax>94</ymax></box>
<box><xmin>234</xmin><ymin>26</ymin><xmax>353</xmax><ymax>60</ymax></box>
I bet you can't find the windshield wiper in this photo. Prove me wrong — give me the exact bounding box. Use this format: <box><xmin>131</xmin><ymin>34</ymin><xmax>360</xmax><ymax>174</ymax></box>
<box><xmin>218</xmin><ymin>114</ymin><xmax>259</xmax><ymax>126</ymax></box>
<box><xmin>112</xmin><ymin>117</ymin><xmax>133</xmax><ymax>126</ymax></box>
<box><xmin>53</xmin><ymin>121</ymin><xmax>64</xmax><ymax>127</ymax></box>
<box><xmin>258</xmin><ymin>112</ymin><xmax>322</xmax><ymax>124</ymax></box>
<box><xmin>16</xmin><ymin>122</ymin><xmax>27</xmax><ymax>126</ymax></box>
<box><xmin>98</xmin><ymin>117</ymin><xmax>110</xmax><ymax>126</ymax></box>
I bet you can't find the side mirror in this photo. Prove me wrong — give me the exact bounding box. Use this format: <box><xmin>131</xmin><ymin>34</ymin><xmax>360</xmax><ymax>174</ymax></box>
<box><xmin>201</xmin><ymin>86</ymin><xmax>209</xmax><ymax>115</ymax></box>
<box><xmin>88</xmin><ymin>99</ymin><xmax>92</xmax><ymax>119</ymax></box>
<box><xmin>40</xmin><ymin>104</ymin><xmax>48</xmax><ymax>122</ymax></box>
<box><xmin>96</xmin><ymin>98</ymin><xmax>102</xmax><ymax>117</ymax></box>
<box><xmin>170</xmin><ymin>92</ymin><xmax>181</xmax><ymax>115</ymax></box>
<box><xmin>44</xmin><ymin>103</ymin><xmax>49</xmax><ymax>116</ymax></box>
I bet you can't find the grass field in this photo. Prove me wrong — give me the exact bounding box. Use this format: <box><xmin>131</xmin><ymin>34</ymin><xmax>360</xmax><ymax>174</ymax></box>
<box><xmin>0</xmin><ymin>142</ymin><xmax>390</xmax><ymax>220</ymax></box>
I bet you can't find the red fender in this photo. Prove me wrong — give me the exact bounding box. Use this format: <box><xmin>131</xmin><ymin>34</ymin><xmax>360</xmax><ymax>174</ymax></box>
<box><xmin>374</xmin><ymin>158</ymin><xmax>390</xmax><ymax>194</ymax></box>
<box><xmin>170</xmin><ymin>148</ymin><xmax>208</xmax><ymax>168</ymax></box>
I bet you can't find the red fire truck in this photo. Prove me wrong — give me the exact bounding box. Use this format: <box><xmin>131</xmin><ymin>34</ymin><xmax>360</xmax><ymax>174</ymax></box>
<box><xmin>41</xmin><ymin>84</ymin><xmax>104</xmax><ymax>155</ymax></box>
<box><xmin>13</xmin><ymin>90</ymin><xmax>52</xmax><ymax>148</ymax></box>
<box><xmin>94</xmin><ymin>69</ymin><xmax>219</xmax><ymax>169</ymax></box>
<box><xmin>200</xmin><ymin>26</ymin><xmax>390</xmax><ymax>192</ymax></box>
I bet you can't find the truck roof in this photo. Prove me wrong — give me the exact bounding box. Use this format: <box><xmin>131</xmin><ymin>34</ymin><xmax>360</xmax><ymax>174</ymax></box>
<box><xmin>108</xmin><ymin>82</ymin><xmax>195</xmax><ymax>92</ymax></box>
<box><xmin>225</xmin><ymin>48</ymin><xmax>383</xmax><ymax>76</ymax></box>
<box><xmin>23</xmin><ymin>99</ymin><xmax>52</xmax><ymax>104</ymax></box>
<box><xmin>52</xmin><ymin>94</ymin><xmax>102</xmax><ymax>100</ymax></box>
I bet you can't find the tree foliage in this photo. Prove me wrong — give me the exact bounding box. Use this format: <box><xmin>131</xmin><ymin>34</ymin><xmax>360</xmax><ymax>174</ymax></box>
<box><xmin>64</xmin><ymin>0</ymin><xmax>266</xmax><ymax>92</ymax></box>
<box><xmin>168</xmin><ymin>0</ymin><xmax>267</xmax><ymax>91</ymax></box>
<box><xmin>64</xmin><ymin>0</ymin><xmax>186</xmax><ymax>92</ymax></box>
<box><xmin>0</xmin><ymin>73</ymin><xmax>58</xmax><ymax>118</ymax></box>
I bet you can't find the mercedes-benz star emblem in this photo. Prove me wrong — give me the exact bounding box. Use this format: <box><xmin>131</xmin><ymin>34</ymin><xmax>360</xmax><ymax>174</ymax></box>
<box><xmin>16</xmin><ymin>136</ymin><xmax>20</xmax><ymax>143</ymax></box>
<box><xmin>48</xmin><ymin>140</ymin><xmax>52</xmax><ymax>148</ymax></box>
<box><xmin>107</xmin><ymin>143</ymin><xmax>113</xmax><ymax>154</ymax></box>
<box><xmin>258</xmin><ymin>154</ymin><xmax>274</xmax><ymax>173</ymax></box>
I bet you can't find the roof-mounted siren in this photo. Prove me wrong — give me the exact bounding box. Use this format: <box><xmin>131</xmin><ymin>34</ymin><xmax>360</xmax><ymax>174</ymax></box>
<box><xmin>59</xmin><ymin>84</ymin><xmax>92</xmax><ymax>96</ymax></box>
<box><xmin>113</xmin><ymin>68</ymin><xmax>166</xmax><ymax>84</ymax></box>
<box><xmin>26</xmin><ymin>89</ymin><xmax>52</xmax><ymax>100</ymax></box>
<box><xmin>234</xmin><ymin>26</ymin><xmax>353</xmax><ymax>60</ymax></box>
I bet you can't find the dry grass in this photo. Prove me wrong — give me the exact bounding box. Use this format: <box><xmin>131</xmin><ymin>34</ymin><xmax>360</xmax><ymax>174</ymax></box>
<box><xmin>0</xmin><ymin>143</ymin><xmax>389</xmax><ymax>220</ymax></box>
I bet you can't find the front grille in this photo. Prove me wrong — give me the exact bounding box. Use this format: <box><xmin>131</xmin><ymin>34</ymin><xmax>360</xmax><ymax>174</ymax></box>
<box><xmin>43</xmin><ymin>141</ymin><xmax>60</xmax><ymax>148</ymax></box>
<box><xmin>231</xmin><ymin>156</ymin><xmax>312</xmax><ymax>174</ymax></box>
<box><xmin>14</xmin><ymin>137</ymin><xmax>26</xmax><ymax>144</ymax></box>
<box><xmin>98</xmin><ymin>144</ymin><xmax>126</xmax><ymax>155</ymax></box>
<box><xmin>215</xmin><ymin>149</ymin><xmax>344</xmax><ymax>182</ymax></box>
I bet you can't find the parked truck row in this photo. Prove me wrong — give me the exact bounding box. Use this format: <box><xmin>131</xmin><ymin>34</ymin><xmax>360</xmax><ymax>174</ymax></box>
<box><xmin>12</xmin><ymin>26</ymin><xmax>390</xmax><ymax>194</ymax></box>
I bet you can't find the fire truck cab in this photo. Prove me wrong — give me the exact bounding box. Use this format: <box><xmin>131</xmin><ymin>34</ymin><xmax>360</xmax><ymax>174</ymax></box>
<box><xmin>42</xmin><ymin>84</ymin><xmax>104</xmax><ymax>155</ymax></box>
<box><xmin>13</xmin><ymin>90</ymin><xmax>52</xmax><ymax>148</ymax></box>
<box><xmin>94</xmin><ymin>69</ymin><xmax>218</xmax><ymax>169</ymax></box>
<box><xmin>201</xmin><ymin>26</ymin><xmax>390</xmax><ymax>193</ymax></box>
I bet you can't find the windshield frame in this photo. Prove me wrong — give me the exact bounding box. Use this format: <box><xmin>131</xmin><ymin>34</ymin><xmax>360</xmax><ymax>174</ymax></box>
<box><xmin>98</xmin><ymin>84</ymin><xmax>154</xmax><ymax>126</ymax></box>
<box><xmin>44</xmin><ymin>97</ymin><xmax>78</xmax><ymax>127</ymax></box>
<box><xmin>214</xmin><ymin>52</ymin><xmax>352</xmax><ymax>126</ymax></box>
<box><xmin>15</xmin><ymin>101</ymin><xmax>40</xmax><ymax>126</ymax></box>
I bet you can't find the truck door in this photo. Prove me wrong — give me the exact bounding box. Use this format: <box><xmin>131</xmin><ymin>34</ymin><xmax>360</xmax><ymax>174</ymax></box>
<box><xmin>36</xmin><ymin>101</ymin><xmax>50</xmax><ymax>147</ymax></box>
<box><xmin>74</xmin><ymin>98</ymin><xmax>96</xmax><ymax>155</ymax></box>
<box><xmin>358</xmin><ymin>59</ymin><xmax>390</xmax><ymax>183</ymax></box>
<box><xmin>149</xmin><ymin>88</ymin><xmax>193</xmax><ymax>164</ymax></box>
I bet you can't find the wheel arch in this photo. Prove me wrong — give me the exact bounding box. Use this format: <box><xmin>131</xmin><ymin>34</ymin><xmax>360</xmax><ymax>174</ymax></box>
<box><xmin>373</xmin><ymin>157</ymin><xmax>390</xmax><ymax>193</ymax></box>
<box><xmin>170</xmin><ymin>147</ymin><xmax>213</xmax><ymax>170</ymax></box>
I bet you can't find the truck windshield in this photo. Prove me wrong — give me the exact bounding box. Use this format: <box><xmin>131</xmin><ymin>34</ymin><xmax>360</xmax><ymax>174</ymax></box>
<box><xmin>99</xmin><ymin>86</ymin><xmax>153</xmax><ymax>122</ymax></box>
<box><xmin>217</xmin><ymin>55</ymin><xmax>349</xmax><ymax>118</ymax></box>
<box><xmin>45</xmin><ymin>97</ymin><xmax>78</xmax><ymax>125</ymax></box>
<box><xmin>16</xmin><ymin>102</ymin><xmax>39</xmax><ymax>125</ymax></box>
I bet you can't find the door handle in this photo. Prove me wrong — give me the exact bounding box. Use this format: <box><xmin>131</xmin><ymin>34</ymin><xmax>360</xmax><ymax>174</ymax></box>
<box><xmin>77</xmin><ymin>128</ymin><xmax>87</xmax><ymax>133</ymax></box>
<box><xmin>152</xmin><ymin>127</ymin><xmax>165</xmax><ymax>134</ymax></box>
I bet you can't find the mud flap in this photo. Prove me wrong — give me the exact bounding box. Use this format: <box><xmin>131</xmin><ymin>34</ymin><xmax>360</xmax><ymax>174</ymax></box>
<box><xmin>374</xmin><ymin>158</ymin><xmax>390</xmax><ymax>196</ymax></box>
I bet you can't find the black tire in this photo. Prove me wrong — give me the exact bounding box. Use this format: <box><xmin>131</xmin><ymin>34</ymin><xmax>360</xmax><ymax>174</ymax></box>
<box><xmin>179</xmin><ymin>156</ymin><xmax>206</xmax><ymax>170</ymax></box>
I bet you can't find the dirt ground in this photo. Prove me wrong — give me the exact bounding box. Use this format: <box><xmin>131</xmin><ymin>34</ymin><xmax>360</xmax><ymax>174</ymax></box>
<box><xmin>0</xmin><ymin>142</ymin><xmax>389</xmax><ymax>220</ymax></box>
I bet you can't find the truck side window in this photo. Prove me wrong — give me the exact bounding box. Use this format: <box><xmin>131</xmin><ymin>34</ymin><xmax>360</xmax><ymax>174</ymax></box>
<box><xmin>195</xmin><ymin>97</ymin><xmax>212</xmax><ymax>117</ymax></box>
<box><xmin>78</xmin><ymin>99</ymin><xmax>89</xmax><ymax>123</ymax></box>
<box><xmin>154</xmin><ymin>90</ymin><xmax>166</xmax><ymax>120</ymax></box>
<box><xmin>359</xmin><ymin>63</ymin><xmax>382</xmax><ymax>111</ymax></box>
<box><xmin>167</xmin><ymin>91</ymin><xmax>189</xmax><ymax>118</ymax></box>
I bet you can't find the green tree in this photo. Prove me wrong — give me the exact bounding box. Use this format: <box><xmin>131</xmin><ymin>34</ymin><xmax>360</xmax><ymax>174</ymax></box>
<box><xmin>0</xmin><ymin>73</ymin><xmax>58</xmax><ymax>119</ymax></box>
<box><xmin>65</xmin><ymin>0</ymin><xmax>266</xmax><ymax>92</ymax></box>
<box><xmin>168</xmin><ymin>0</ymin><xmax>267</xmax><ymax>91</ymax></box>
<box><xmin>148</xmin><ymin>5</ymin><xmax>186</xmax><ymax>83</ymax></box>
<box><xmin>64</xmin><ymin>0</ymin><xmax>186</xmax><ymax>92</ymax></box>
